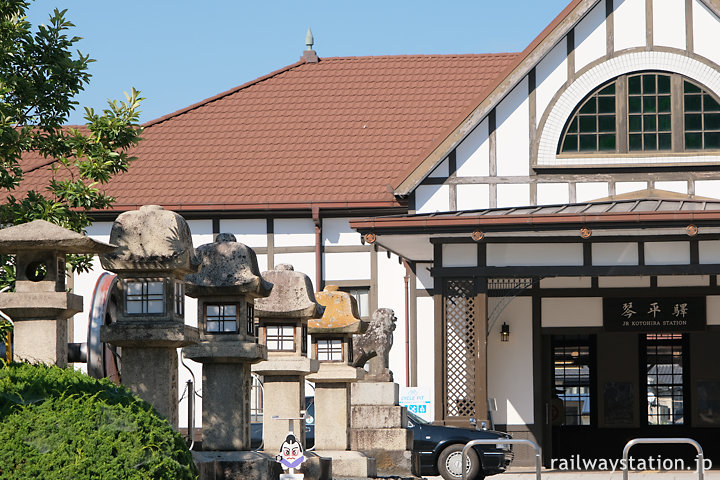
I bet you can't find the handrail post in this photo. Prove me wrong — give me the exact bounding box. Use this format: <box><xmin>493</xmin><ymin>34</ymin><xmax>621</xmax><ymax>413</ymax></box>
<box><xmin>461</xmin><ymin>438</ymin><xmax>541</xmax><ymax>480</ymax></box>
<box><xmin>622</xmin><ymin>437</ymin><xmax>704</xmax><ymax>480</ymax></box>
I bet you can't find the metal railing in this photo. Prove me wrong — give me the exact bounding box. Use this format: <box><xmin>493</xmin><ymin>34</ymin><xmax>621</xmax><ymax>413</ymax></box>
<box><xmin>462</xmin><ymin>438</ymin><xmax>541</xmax><ymax>480</ymax></box>
<box><xmin>622</xmin><ymin>437</ymin><xmax>705</xmax><ymax>480</ymax></box>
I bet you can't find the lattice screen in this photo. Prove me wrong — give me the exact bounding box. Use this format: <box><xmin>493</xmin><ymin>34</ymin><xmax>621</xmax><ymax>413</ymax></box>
<box><xmin>443</xmin><ymin>279</ymin><xmax>477</xmax><ymax>418</ymax></box>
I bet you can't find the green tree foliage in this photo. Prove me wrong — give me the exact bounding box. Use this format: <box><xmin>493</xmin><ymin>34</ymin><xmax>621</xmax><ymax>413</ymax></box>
<box><xmin>0</xmin><ymin>363</ymin><xmax>198</xmax><ymax>479</ymax></box>
<box><xmin>0</xmin><ymin>0</ymin><xmax>144</xmax><ymax>287</ymax></box>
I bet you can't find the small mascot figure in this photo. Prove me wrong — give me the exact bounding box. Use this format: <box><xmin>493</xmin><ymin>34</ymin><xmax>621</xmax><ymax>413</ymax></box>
<box><xmin>276</xmin><ymin>433</ymin><xmax>305</xmax><ymax>471</ymax></box>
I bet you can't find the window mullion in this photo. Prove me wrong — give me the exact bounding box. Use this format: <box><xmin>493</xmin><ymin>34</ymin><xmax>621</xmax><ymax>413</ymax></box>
<box><xmin>617</xmin><ymin>76</ymin><xmax>628</xmax><ymax>153</ymax></box>
<box><xmin>671</xmin><ymin>74</ymin><xmax>684</xmax><ymax>152</ymax></box>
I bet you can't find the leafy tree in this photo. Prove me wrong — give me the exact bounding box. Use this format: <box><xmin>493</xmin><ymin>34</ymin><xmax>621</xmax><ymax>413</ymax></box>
<box><xmin>0</xmin><ymin>0</ymin><xmax>143</xmax><ymax>289</ymax></box>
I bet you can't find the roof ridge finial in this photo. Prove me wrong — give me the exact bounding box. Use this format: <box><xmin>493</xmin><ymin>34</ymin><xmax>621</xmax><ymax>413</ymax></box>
<box><xmin>301</xmin><ymin>27</ymin><xmax>319</xmax><ymax>63</ymax></box>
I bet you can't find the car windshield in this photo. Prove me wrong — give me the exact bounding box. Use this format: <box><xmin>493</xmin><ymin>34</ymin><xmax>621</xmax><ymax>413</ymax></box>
<box><xmin>406</xmin><ymin>410</ymin><xmax>430</xmax><ymax>425</ymax></box>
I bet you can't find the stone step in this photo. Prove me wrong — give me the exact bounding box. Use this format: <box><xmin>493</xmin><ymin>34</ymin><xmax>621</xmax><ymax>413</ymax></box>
<box><xmin>351</xmin><ymin>405</ymin><xmax>407</xmax><ymax>429</ymax></box>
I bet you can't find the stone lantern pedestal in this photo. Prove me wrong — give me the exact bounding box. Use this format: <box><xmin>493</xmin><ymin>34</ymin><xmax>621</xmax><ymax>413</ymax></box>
<box><xmin>0</xmin><ymin>220</ymin><xmax>115</xmax><ymax>366</ymax></box>
<box><xmin>307</xmin><ymin>286</ymin><xmax>376</xmax><ymax>478</ymax></box>
<box><xmin>100</xmin><ymin>205</ymin><xmax>199</xmax><ymax>427</ymax></box>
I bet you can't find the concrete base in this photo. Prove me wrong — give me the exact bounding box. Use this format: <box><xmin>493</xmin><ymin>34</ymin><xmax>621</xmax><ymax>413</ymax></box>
<box><xmin>350</xmin><ymin>382</ymin><xmax>398</xmax><ymax>405</ymax></box>
<box><xmin>314</xmin><ymin>450</ymin><xmax>376</xmax><ymax>478</ymax></box>
<box><xmin>193</xmin><ymin>450</ymin><xmax>283</xmax><ymax>480</ymax></box>
<box><xmin>121</xmin><ymin>347</ymin><xmax>179</xmax><ymax>427</ymax></box>
<box><xmin>260</xmin><ymin>375</ymin><xmax>307</xmax><ymax>452</ymax></box>
<box><xmin>13</xmin><ymin>318</ymin><xmax>68</xmax><ymax>367</ymax></box>
<box><xmin>356</xmin><ymin>448</ymin><xmax>413</xmax><ymax>478</ymax></box>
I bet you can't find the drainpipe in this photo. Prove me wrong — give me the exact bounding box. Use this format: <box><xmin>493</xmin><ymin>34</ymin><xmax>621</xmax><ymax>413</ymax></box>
<box><xmin>402</xmin><ymin>258</ymin><xmax>411</xmax><ymax>387</ymax></box>
<box><xmin>313</xmin><ymin>206</ymin><xmax>323</xmax><ymax>291</ymax></box>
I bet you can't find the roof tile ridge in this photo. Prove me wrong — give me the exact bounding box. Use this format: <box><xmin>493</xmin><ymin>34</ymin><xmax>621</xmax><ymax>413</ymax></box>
<box><xmin>319</xmin><ymin>52</ymin><xmax>520</xmax><ymax>61</ymax></box>
<box><xmin>142</xmin><ymin>59</ymin><xmax>309</xmax><ymax>129</ymax></box>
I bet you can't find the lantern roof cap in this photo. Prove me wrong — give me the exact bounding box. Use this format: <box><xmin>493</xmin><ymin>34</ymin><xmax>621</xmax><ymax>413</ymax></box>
<box><xmin>0</xmin><ymin>220</ymin><xmax>115</xmax><ymax>254</ymax></box>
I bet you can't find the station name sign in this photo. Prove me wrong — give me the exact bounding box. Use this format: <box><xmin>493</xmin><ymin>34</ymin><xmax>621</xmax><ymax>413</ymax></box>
<box><xmin>603</xmin><ymin>297</ymin><xmax>706</xmax><ymax>332</ymax></box>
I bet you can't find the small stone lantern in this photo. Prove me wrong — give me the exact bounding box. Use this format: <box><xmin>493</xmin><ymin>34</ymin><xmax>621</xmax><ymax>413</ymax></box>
<box><xmin>307</xmin><ymin>286</ymin><xmax>376</xmax><ymax>477</ymax></box>
<box><xmin>100</xmin><ymin>205</ymin><xmax>200</xmax><ymax>427</ymax></box>
<box><xmin>252</xmin><ymin>264</ymin><xmax>322</xmax><ymax>453</ymax></box>
<box><xmin>0</xmin><ymin>220</ymin><xmax>115</xmax><ymax>366</ymax></box>
<box><xmin>183</xmin><ymin>233</ymin><xmax>272</xmax><ymax>451</ymax></box>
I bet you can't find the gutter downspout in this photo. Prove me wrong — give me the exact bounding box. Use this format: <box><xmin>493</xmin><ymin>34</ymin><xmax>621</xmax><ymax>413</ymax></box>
<box><xmin>313</xmin><ymin>206</ymin><xmax>323</xmax><ymax>291</ymax></box>
<box><xmin>402</xmin><ymin>258</ymin><xmax>411</xmax><ymax>387</ymax></box>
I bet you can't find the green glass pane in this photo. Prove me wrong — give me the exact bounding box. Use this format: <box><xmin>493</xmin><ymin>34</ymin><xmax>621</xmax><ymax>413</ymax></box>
<box><xmin>629</xmin><ymin>96</ymin><xmax>642</xmax><ymax>113</ymax></box>
<box><xmin>658</xmin><ymin>133</ymin><xmax>672</xmax><ymax>150</ymax></box>
<box><xmin>580</xmin><ymin>100</ymin><xmax>597</xmax><ymax>114</ymax></box>
<box><xmin>629</xmin><ymin>76</ymin><xmax>641</xmax><ymax>94</ymax></box>
<box><xmin>579</xmin><ymin>134</ymin><xmax>597</xmax><ymax>151</ymax></box>
<box><xmin>685</xmin><ymin>81</ymin><xmax>701</xmax><ymax>94</ymax></box>
<box><xmin>599</xmin><ymin>134</ymin><xmax>616</xmax><ymax>150</ymax></box>
<box><xmin>706</xmin><ymin>113</ymin><xmax>720</xmax><ymax>130</ymax></box>
<box><xmin>644</xmin><ymin>115</ymin><xmax>657</xmax><ymax>131</ymax></box>
<box><xmin>658</xmin><ymin>95</ymin><xmax>671</xmax><ymax>113</ymax></box>
<box><xmin>685</xmin><ymin>113</ymin><xmax>702</xmax><ymax>131</ymax></box>
<box><xmin>598</xmin><ymin>96</ymin><xmax>615</xmax><ymax>113</ymax></box>
<box><xmin>643</xmin><ymin>96</ymin><xmax>657</xmax><ymax>113</ymax></box>
<box><xmin>658</xmin><ymin>114</ymin><xmax>671</xmax><ymax>132</ymax></box>
<box><xmin>643</xmin><ymin>75</ymin><xmax>656</xmax><ymax>94</ymax></box>
<box><xmin>579</xmin><ymin>116</ymin><xmax>596</xmax><ymax>132</ymax></box>
<box><xmin>644</xmin><ymin>133</ymin><xmax>657</xmax><ymax>150</ymax></box>
<box><xmin>685</xmin><ymin>94</ymin><xmax>702</xmax><ymax>112</ymax></box>
<box><xmin>685</xmin><ymin>132</ymin><xmax>702</xmax><ymax>149</ymax></box>
<box><xmin>562</xmin><ymin>134</ymin><xmax>578</xmax><ymax>152</ymax></box>
<box><xmin>705</xmin><ymin>132</ymin><xmax>720</xmax><ymax>149</ymax></box>
<box><xmin>569</xmin><ymin>117</ymin><xmax>578</xmax><ymax>132</ymax></box>
<box><xmin>598</xmin><ymin>115</ymin><xmax>615</xmax><ymax>132</ymax></box>
<box><xmin>629</xmin><ymin>134</ymin><xmax>643</xmax><ymax>151</ymax></box>
<box><xmin>704</xmin><ymin>94</ymin><xmax>720</xmax><ymax>112</ymax></box>
<box><xmin>658</xmin><ymin>75</ymin><xmax>671</xmax><ymax>94</ymax></box>
<box><xmin>629</xmin><ymin>115</ymin><xmax>642</xmax><ymax>132</ymax></box>
<box><xmin>599</xmin><ymin>83</ymin><xmax>616</xmax><ymax>95</ymax></box>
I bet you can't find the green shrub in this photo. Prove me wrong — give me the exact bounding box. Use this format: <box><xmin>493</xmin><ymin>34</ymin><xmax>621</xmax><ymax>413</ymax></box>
<box><xmin>0</xmin><ymin>363</ymin><xmax>198</xmax><ymax>480</ymax></box>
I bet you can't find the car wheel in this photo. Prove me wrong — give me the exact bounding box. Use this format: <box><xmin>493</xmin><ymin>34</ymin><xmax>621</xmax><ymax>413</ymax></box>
<box><xmin>437</xmin><ymin>444</ymin><xmax>484</xmax><ymax>480</ymax></box>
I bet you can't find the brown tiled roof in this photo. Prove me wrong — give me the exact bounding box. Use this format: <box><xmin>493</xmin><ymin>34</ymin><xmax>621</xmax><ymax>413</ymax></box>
<box><xmin>19</xmin><ymin>53</ymin><xmax>518</xmax><ymax>212</ymax></box>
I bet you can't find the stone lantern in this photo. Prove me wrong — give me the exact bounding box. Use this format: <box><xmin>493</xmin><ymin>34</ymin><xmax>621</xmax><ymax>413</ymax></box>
<box><xmin>251</xmin><ymin>264</ymin><xmax>322</xmax><ymax>453</ymax></box>
<box><xmin>100</xmin><ymin>205</ymin><xmax>199</xmax><ymax>427</ymax></box>
<box><xmin>183</xmin><ymin>233</ymin><xmax>272</xmax><ymax>451</ymax></box>
<box><xmin>306</xmin><ymin>285</ymin><xmax>376</xmax><ymax>478</ymax></box>
<box><xmin>0</xmin><ymin>220</ymin><xmax>115</xmax><ymax>366</ymax></box>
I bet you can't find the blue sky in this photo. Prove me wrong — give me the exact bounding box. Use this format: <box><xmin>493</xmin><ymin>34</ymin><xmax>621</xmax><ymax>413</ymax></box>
<box><xmin>27</xmin><ymin>0</ymin><xmax>572</xmax><ymax>124</ymax></box>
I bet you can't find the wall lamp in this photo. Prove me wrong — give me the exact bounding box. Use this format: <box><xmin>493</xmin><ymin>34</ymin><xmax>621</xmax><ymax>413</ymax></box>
<box><xmin>501</xmin><ymin>322</ymin><xmax>510</xmax><ymax>342</ymax></box>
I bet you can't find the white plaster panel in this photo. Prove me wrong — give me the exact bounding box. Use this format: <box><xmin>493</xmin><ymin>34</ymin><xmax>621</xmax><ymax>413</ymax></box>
<box><xmin>707</xmin><ymin>296</ymin><xmax>720</xmax><ymax>325</ymax></box>
<box><xmin>592</xmin><ymin>242</ymin><xmax>639</xmax><ymax>265</ymax></box>
<box><xmin>456</xmin><ymin>119</ymin><xmax>490</xmax><ymax>177</ymax></box>
<box><xmin>541</xmin><ymin>297</ymin><xmax>603</xmax><ymax>327</ymax></box>
<box><xmin>537</xmin><ymin>183</ymin><xmax>570</xmax><ymax>205</ymax></box>
<box><xmin>536</xmin><ymin>41</ymin><xmax>568</xmax><ymax>127</ymax></box>
<box><xmin>614</xmin><ymin>0</ymin><xmax>647</xmax><ymax>51</ymax></box>
<box><xmin>540</xmin><ymin>276</ymin><xmax>592</xmax><ymax>288</ymax></box>
<box><xmin>693</xmin><ymin>0</ymin><xmax>720</xmax><ymax>67</ymax></box>
<box><xmin>378</xmin><ymin>252</ymin><xmax>408</xmax><ymax>388</ymax></box>
<box><xmin>429</xmin><ymin>158</ymin><xmax>449</xmax><ymax>178</ymax></box>
<box><xmin>255</xmin><ymin>254</ymin><xmax>268</xmax><ymax>272</ymax></box>
<box><xmin>416</xmin><ymin>185</ymin><xmax>450</xmax><ymax>214</ymax></box>
<box><xmin>416</xmin><ymin>263</ymin><xmax>433</xmax><ymax>290</ymax></box>
<box><xmin>656</xmin><ymin>275</ymin><xmax>710</xmax><ymax>287</ymax></box>
<box><xmin>487</xmin><ymin>297</ymin><xmax>533</xmax><ymax>425</ymax></box>
<box><xmin>487</xmin><ymin>243</ymin><xmax>584</xmax><ymax>267</ymax></box>
<box><xmin>274</xmin><ymin>218</ymin><xmax>316</xmax><ymax>247</ymax></box>
<box><xmin>442</xmin><ymin>244</ymin><xmax>478</xmax><ymax>268</ymax></box>
<box><xmin>615</xmin><ymin>181</ymin><xmax>648</xmax><ymax>195</ymax></box>
<box><xmin>496</xmin><ymin>77</ymin><xmax>530</xmax><ymax>176</ymax></box>
<box><xmin>695</xmin><ymin>180</ymin><xmax>720</xmax><ymax>199</ymax></box>
<box><xmin>645</xmin><ymin>241</ymin><xmax>690</xmax><ymax>265</ymax></box>
<box><xmin>187</xmin><ymin>219</ymin><xmax>214</xmax><ymax>248</ymax></box>
<box><xmin>456</xmin><ymin>184</ymin><xmax>490</xmax><ymax>211</ymax></box>
<box><xmin>699</xmin><ymin>240</ymin><xmax>720</xmax><ymax>263</ymax></box>
<box><xmin>219</xmin><ymin>219</ymin><xmax>267</xmax><ymax>248</ymax></box>
<box><xmin>322</xmin><ymin>218</ymin><xmax>362</xmax><ymax>246</ymax></box>
<box><xmin>574</xmin><ymin>2</ymin><xmax>607</xmax><ymax>72</ymax></box>
<box><xmin>324</xmin><ymin>252</ymin><xmax>371</xmax><ymax>281</ymax></box>
<box><xmin>653</xmin><ymin>0</ymin><xmax>687</xmax><ymax>49</ymax></box>
<box><xmin>85</xmin><ymin>222</ymin><xmax>112</xmax><ymax>242</ymax></box>
<box><xmin>416</xmin><ymin>296</ymin><xmax>435</xmax><ymax>403</ymax></box>
<box><xmin>272</xmin><ymin>252</ymin><xmax>316</xmax><ymax>281</ymax></box>
<box><xmin>497</xmin><ymin>183</ymin><xmax>530</xmax><ymax>208</ymax></box>
<box><xmin>576</xmin><ymin>182</ymin><xmax>609</xmax><ymax>202</ymax></box>
<box><xmin>654</xmin><ymin>181</ymin><xmax>688</xmax><ymax>194</ymax></box>
<box><xmin>598</xmin><ymin>276</ymin><xmax>651</xmax><ymax>287</ymax></box>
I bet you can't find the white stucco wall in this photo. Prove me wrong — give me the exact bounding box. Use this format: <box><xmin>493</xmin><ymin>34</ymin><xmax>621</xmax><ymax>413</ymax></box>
<box><xmin>274</xmin><ymin>252</ymin><xmax>316</xmax><ymax>278</ymax></box>
<box><xmin>537</xmin><ymin>183</ymin><xmax>570</xmax><ymax>205</ymax></box>
<box><xmin>487</xmin><ymin>243</ymin><xmax>584</xmax><ymax>267</ymax></box>
<box><xmin>541</xmin><ymin>297</ymin><xmax>603</xmax><ymax>327</ymax></box>
<box><xmin>456</xmin><ymin>184</ymin><xmax>490</xmax><ymax>211</ymax></box>
<box><xmin>574</xmin><ymin>1</ymin><xmax>607</xmax><ymax>72</ymax></box>
<box><xmin>653</xmin><ymin>0</ymin><xmax>687</xmax><ymax>49</ymax></box>
<box><xmin>416</xmin><ymin>185</ymin><xmax>450</xmax><ymax>213</ymax></box>
<box><xmin>378</xmin><ymin>252</ymin><xmax>409</xmax><ymax>388</ymax></box>
<box><xmin>415</xmin><ymin>296</ymin><xmax>436</xmax><ymax>414</ymax></box>
<box><xmin>496</xmin><ymin>78</ymin><xmax>530</xmax><ymax>176</ymax></box>
<box><xmin>274</xmin><ymin>218</ymin><xmax>316</xmax><ymax>247</ymax></box>
<box><xmin>456</xmin><ymin>119</ymin><xmax>490</xmax><ymax>177</ymax></box>
<box><xmin>324</xmin><ymin>252</ymin><xmax>371</xmax><ymax>281</ymax></box>
<box><xmin>497</xmin><ymin>183</ymin><xmax>530</xmax><ymax>208</ymax></box>
<box><xmin>322</xmin><ymin>218</ymin><xmax>362</xmax><ymax>246</ymax></box>
<box><xmin>219</xmin><ymin>218</ymin><xmax>267</xmax><ymax>247</ymax></box>
<box><xmin>645</xmin><ymin>241</ymin><xmax>690</xmax><ymax>265</ymax></box>
<box><xmin>592</xmin><ymin>242</ymin><xmax>639</xmax><ymax>265</ymax></box>
<box><xmin>614</xmin><ymin>0</ymin><xmax>647</xmax><ymax>51</ymax></box>
<box><xmin>536</xmin><ymin>41</ymin><xmax>568</xmax><ymax>128</ymax></box>
<box><xmin>693</xmin><ymin>0</ymin><xmax>720</xmax><ymax>67</ymax></box>
<box><xmin>442</xmin><ymin>244</ymin><xmax>478</xmax><ymax>267</ymax></box>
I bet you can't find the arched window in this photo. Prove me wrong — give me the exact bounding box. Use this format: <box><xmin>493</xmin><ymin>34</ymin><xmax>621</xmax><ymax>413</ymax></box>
<box><xmin>558</xmin><ymin>72</ymin><xmax>720</xmax><ymax>155</ymax></box>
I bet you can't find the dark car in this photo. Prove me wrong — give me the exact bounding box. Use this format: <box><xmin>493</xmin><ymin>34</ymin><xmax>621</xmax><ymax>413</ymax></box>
<box><xmin>251</xmin><ymin>399</ymin><xmax>513</xmax><ymax>480</ymax></box>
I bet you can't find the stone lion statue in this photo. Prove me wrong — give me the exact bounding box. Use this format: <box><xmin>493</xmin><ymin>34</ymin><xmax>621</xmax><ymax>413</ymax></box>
<box><xmin>352</xmin><ymin>308</ymin><xmax>397</xmax><ymax>382</ymax></box>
